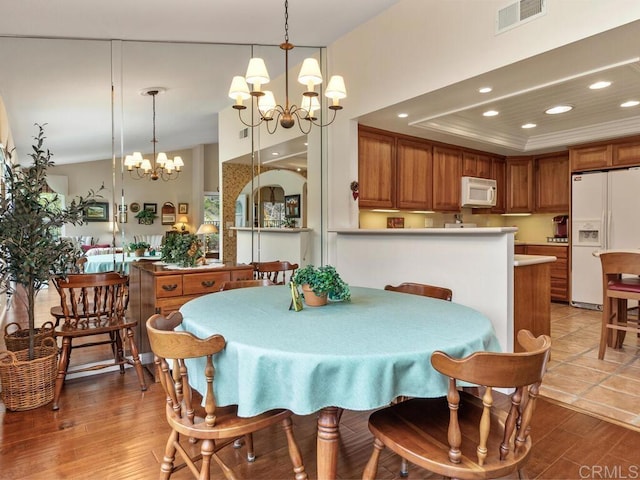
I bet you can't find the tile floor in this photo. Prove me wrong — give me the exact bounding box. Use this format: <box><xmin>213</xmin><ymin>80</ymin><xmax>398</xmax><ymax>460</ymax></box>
<box><xmin>541</xmin><ymin>302</ymin><xmax>640</xmax><ymax>428</ymax></box>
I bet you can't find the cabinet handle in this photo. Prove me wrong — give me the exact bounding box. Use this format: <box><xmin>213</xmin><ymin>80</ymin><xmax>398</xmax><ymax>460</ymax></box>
<box><xmin>161</xmin><ymin>284</ymin><xmax>178</xmax><ymax>291</ymax></box>
<box><xmin>201</xmin><ymin>280</ymin><xmax>216</xmax><ymax>287</ymax></box>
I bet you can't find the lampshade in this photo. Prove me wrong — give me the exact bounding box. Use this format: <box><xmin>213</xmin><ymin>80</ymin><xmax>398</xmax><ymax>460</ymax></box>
<box><xmin>245</xmin><ymin>58</ymin><xmax>270</xmax><ymax>87</ymax></box>
<box><xmin>228</xmin><ymin>75</ymin><xmax>251</xmax><ymax>103</ymax></box>
<box><xmin>258</xmin><ymin>91</ymin><xmax>277</xmax><ymax>117</ymax></box>
<box><xmin>298</xmin><ymin>58</ymin><xmax>323</xmax><ymax>91</ymax></box>
<box><xmin>178</xmin><ymin>216</ymin><xmax>189</xmax><ymax>224</ymax></box>
<box><xmin>156</xmin><ymin>152</ymin><xmax>168</xmax><ymax>166</ymax></box>
<box><xmin>140</xmin><ymin>159</ymin><xmax>152</xmax><ymax>172</ymax></box>
<box><xmin>196</xmin><ymin>223</ymin><xmax>218</xmax><ymax>235</ymax></box>
<box><xmin>325</xmin><ymin>75</ymin><xmax>347</xmax><ymax>100</ymax></box>
<box><xmin>301</xmin><ymin>95</ymin><xmax>321</xmax><ymax>117</ymax></box>
<box><xmin>173</xmin><ymin>156</ymin><xmax>184</xmax><ymax>168</ymax></box>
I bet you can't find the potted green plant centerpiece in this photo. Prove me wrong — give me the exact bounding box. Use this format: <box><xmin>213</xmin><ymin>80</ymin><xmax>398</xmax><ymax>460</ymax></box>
<box><xmin>0</xmin><ymin>124</ymin><xmax>101</xmax><ymax>410</ymax></box>
<box><xmin>292</xmin><ymin>264</ymin><xmax>351</xmax><ymax>307</ymax></box>
<box><xmin>160</xmin><ymin>233</ymin><xmax>204</xmax><ymax>267</ymax></box>
<box><xmin>128</xmin><ymin>241</ymin><xmax>150</xmax><ymax>257</ymax></box>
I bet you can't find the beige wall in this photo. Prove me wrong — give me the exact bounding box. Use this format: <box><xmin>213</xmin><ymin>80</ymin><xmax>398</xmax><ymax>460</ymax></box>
<box><xmin>50</xmin><ymin>144</ymin><xmax>219</xmax><ymax>246</ymax></box>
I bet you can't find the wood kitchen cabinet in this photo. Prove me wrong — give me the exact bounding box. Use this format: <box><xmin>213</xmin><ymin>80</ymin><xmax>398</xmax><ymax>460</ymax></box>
<box><xmin>462</xmin><ymin>152</ymin><xmax>492</xmax><ymax>178</ymax></box>
<box><xmin>570</xmin><ymin>144</ymin><xmax>612</xmax><ymax>171</ymax></box>
<box><xmin>129</xmin><ymin>261</ymin><xmax>254</xmax><ymax>375</ymax></box>
<box><xmin>534</xmin><ymin>153</ymin><xmax>570</xmax><ymax>212</ymax></box>
<box><xmin>396</xmin><ymin>138</ymin><xmax>433</xmax><ymax>210</ymax></box>
<box><xmin>518</xmin><ymin>244</ymin><xmax>569</xmax><ymax>302</ymax></box>
<box><xmin>357</xmin><ymin>126</ymin><xmax>396</xmax><ymax>208</ymax></box>
<box><xmin>506</xmin><ymin>157</ymin><xmax>534</xmax><ymax>213</ymax></box>
<box><xmin>514</xmin><ymin>260</ymin><xmax>551</xmax><ymax>351</ymax></box>
<box><xmin>613</xmin><ymin>140</ymin><xmax>640</xmax><ymax>167</ymax></box>
<box><xmin>432</xmin><ymin>145</ymin><xmax>462</xmax><ymax>211</ymax></box>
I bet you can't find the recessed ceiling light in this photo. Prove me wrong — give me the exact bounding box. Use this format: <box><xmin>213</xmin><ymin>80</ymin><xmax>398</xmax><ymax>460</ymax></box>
<box><xmin>521</xmin><ymin>123</ymin><xmax>537</xmax><ymax>129</ymax></box>
<box><xmin>545</xmin><ymin>105</ymin><xmax>573</xmax><ymax>115</ymax></box>
<box><xmin>478</xmin><ymin>87</ymin><xmax>492</xmax><ymax>94</ymax></box>
<box><xmin>271</xmin><ymin>152</ymin><xmax>279</xmax><ymax>156</ymax></box>
<box><xmin>621</xmin><ymin>100</ymin><xmax>640</xmax><ymax>108</ymax></box>
<box><xmin>483</xmin><ymin>110</ymin><xmax>499</xmax><ymax>117</ymax></box>
<box><xmin>589</xmin><ymin>81</ymin><xmax>611</xmax><ymax>89</ymax></box>
<box><xmin>397</xmin><ymin>113</ymin><xmax>408</xmax><ymax>118</ymax></box>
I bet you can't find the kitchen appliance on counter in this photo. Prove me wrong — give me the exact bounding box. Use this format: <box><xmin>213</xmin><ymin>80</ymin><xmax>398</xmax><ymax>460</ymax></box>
<box><xmin>571</xmin><ymin>168</ymin><xmax>640</xmax><ymax>308</ymax></box>
<box><xmin>553</xmin><ymin>215</ymin><xmax>568</xmax><ymax>238</ymax></box>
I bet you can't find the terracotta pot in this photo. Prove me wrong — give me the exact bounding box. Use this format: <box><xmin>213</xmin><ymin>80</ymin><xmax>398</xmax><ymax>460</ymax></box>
<box><xmin>301</xmin><ymin>284</ymin><xmax>328</xmax><ymax>307</ymax></box>
<box><xmin>134</xmin><ymin>248</ymin><xmax>145</xmax><ymax>257</ymax></box>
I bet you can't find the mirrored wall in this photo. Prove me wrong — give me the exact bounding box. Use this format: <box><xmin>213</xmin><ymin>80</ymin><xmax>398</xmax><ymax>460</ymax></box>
<box><xmin>0</xmin><ymin>36</ymin><xmax>324</xmax><ymax>266</ymax></box>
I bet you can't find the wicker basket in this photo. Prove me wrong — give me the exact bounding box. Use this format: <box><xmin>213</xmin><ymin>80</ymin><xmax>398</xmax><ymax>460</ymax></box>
<box><xmin>4</xmin><ymin>321</ymin><xmax>55</xmax><ymax>352</ymax></box>
<box><xmin>0</xmin><ymin>336</ymin><xmax>58</xmax><ymax>411</ymax></box>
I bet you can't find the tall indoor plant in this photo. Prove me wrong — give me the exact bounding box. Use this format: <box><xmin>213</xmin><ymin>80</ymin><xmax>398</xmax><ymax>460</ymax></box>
<box><xmin>0</xmin><ymin>124</ymin><xmax>101</xmax><ymax>359</ymax></box>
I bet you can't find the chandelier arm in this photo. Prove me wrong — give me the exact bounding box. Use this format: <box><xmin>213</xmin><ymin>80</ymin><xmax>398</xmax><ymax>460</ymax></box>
<box><xmin>292</xmin><ymin>111</ymin><xmax>313</xmax><ymax>135</ymax></box>
<box><xmin>237</xmin><ymin>108</ymin><xmax>265</xmax><ymax>129</ymax></box>
<box><xmin>265</xmin><ymin>112</ymin><xmax>281</xmax><ymax>135</ymax></box>
<box><xmin>306</xmin><ymin>108</ymin><xmax>339</xmax><ymax>128</ymax></box>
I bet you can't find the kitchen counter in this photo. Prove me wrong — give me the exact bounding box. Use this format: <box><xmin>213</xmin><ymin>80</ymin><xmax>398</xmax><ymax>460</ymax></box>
<box><xmin>514</xmin><ymin>254</ymin><xmax>557</xmax><ymax>266</ymax></box>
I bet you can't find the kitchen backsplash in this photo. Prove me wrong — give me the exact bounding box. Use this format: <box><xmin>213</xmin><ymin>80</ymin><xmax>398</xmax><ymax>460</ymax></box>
<box><xmin>358</xmin><ymin>210</ymin><xmax>567</xmax><ymax>244</ymax></box>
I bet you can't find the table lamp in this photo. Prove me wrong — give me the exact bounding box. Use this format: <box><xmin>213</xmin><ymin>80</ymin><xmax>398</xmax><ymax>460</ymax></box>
<box><xmin>177</xmin><ymin>215</ymin><xmax>189</xmax><ymax>232</ymax></box>
<box><xmin>196</xmin><ymin>223</ymin><xmax>218</xmax><ymax>254</ymax></box>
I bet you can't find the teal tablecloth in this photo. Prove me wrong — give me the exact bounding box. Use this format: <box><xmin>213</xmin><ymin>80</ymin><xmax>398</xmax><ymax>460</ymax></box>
<box><xmin>84</xmin><ymin>253</ymin><xmax>161</xmax><ymax>274</ymax></box>
<box><xmin>179</xmin><ymin>286</ymin><xmax>501</xmax><ymax>417</ymax></box>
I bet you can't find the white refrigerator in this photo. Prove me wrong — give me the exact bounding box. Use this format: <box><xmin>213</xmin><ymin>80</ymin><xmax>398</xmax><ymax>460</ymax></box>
<box><xmin>571</xmin><ymin>168</ymin><xmax>640</xmax><ymax>308</ymax></box>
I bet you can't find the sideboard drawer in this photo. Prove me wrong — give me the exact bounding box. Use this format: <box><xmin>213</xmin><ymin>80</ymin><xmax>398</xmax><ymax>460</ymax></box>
<box><xmin>156</xmin><ymin>276</ymin><xmax>184</xmax><ymax>298</ymax></box>
<box><xmin>183</xmin><ymin>271</ymin><xmax>231</xmax><ymax>295</ymax></box>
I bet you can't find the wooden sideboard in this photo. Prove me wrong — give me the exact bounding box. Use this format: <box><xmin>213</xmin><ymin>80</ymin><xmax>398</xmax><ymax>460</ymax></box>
<box><xmin>128</xmin><ymin>261</ymin><xmax>254</xmax><ymax>372</ymax></box>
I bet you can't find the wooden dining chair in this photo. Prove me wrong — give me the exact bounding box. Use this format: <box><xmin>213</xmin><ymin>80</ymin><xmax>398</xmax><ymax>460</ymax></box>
<box><xmin>362</xmin><ymin>329</ymin><xmax>551</xmax><ymax>480</ymax></box>
<box><xmin>146</xmin><ymin>312</ymin><xmax>308</xmax><ymax>480</ymax></box>
<box><xmin>220</xmin><ymin>278</ymin><xmax>275</xmax><ymax>291</ymax></box>
<box><xmin>51</xmin><ymin>272</ymin><xmax>147</xmax><ymax>410</ymax></box>
<box><xmin>253</xmin><ymin>261</ymin><xmax>299</xmax><ymax>285</ymax></box>
<box><xmin>384</xmin><ymin>281</ymin><xmax>453</xmax><ymax>475</ymax></box>
<box><xmin>598</xmin><ymin>251</ymin><xmax>640</xmax><ymax>360</ymax></box>
<box><xmin>384</xmin><ymin>282</ymin><xmax>453</xmax><ymax>301</ymax></box>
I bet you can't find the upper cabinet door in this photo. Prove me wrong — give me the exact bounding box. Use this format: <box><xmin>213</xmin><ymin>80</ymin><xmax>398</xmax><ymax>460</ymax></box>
<box><xmin>462</xmin><ymin>152</ymin><xmax>492</xmax><ymax>179</ymax></box>
<box><xmin>570</xmin><ymin>144</ymin><xmax>612</xmax><ymax>172</ymax></box>
<box><xmin>535</xmin><ymin>153</ymin><xmax>569</xmax><ymax>213</ymax></box>
<box><xmin>506</xmin><ymin>157</ymin><xmax>534</xmax><ymax>213</ymax></box>
<box><xmin>396</xmin><ymin>139</ymin><xmax>433</xmax><ymax>211</ymax></box>
<box><xmin>358</xmin><ymin>126</ymin><xmax>396</xmax><ymax>209</ymax></box>
<box><xmin>432</xmin><ymin>146</ymin><xmax>462</xmax><ymax>212</ymax></box>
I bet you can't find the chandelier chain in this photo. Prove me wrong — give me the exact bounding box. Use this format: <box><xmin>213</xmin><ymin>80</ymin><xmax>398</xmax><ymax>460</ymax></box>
<box><xmin>284</xmin><ymin>0</ymin><xmax>289</xmax><ymax>44</ymax></box>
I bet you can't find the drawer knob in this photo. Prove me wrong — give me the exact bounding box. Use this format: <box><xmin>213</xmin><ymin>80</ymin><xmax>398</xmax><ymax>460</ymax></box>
<box><xmin>161</xmin><ymin>284</ymin><xmax>178</xmax><ymax>291</ymax></box>
<box><xmin>201</xmin><ymin>280</ymin><xmax>216</xmax><ymax>287</ymax></box>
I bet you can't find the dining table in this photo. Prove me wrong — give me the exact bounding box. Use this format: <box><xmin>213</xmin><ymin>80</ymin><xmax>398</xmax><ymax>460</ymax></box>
<box><xmin>84</xmin><ymin>253</ymin><xmax>161</xmax><ymax>274</ymax></box>
<box><xmin>179</xmin><ymin>285</ymin><xmax>501</xmax><ymax>479</ymax></box>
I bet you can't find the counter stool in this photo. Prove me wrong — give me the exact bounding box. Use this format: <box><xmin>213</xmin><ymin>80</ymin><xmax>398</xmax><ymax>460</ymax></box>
<box><xmin>598</xmin><ymin>251</ymin><xmax>640</xmax><ymax>360</ymax></box>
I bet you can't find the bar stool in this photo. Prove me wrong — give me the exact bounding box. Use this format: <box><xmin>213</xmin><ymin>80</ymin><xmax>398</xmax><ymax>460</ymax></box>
<box><xmin>598</xmin><ymin>251</ymin><xmax>640</xmax><ymax>360</ymax></box>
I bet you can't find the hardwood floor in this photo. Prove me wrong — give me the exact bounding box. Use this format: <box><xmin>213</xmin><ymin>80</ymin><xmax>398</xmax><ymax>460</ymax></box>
<box><xmin>1</xmin><ymin>287</ymin><xmax>640</xmax><ymax>479</ymax></box>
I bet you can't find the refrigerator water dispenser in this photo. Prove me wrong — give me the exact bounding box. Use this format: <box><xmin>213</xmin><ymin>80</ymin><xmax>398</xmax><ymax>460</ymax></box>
<box><xmin>573</xmin><ymin>220</ymin><xmax>602</xmax><ymax>247</ymax></box>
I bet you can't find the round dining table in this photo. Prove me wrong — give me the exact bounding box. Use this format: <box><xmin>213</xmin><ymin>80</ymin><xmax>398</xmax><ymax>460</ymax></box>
<box><xmin>179</xmin><ymin>285</ymin><xmax>501</xmax><ymax>479</ymax></box>
<box><xmin>84</xmin><ymin>253</ymin><xmax>161</xmax><ymax>274</ymax></box>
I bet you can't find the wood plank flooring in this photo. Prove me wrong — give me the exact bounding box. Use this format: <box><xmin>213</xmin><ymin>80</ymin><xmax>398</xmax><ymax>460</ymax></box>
<box><xmin>1</xmin><ymin>286</ymin><xmax>640</xmax><ymax>479</ymax></box>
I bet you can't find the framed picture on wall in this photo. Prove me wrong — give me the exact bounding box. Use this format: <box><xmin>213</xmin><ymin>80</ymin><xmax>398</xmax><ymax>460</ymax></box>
<box><xmin>285</xmin><ymin>194</ymin><xmax>300</xmax><ymax>218</ymax></box>
<box><xmin>118</xmin><ymin>212</ymin><xmax>128</xmax><ymax>223</ymax></box>
<box><xmin>178</xmin><ymin>203</ymin><xmax>188</xmax><ymax>214</ymax></box>
<box><xmin>143</xmin><ymin>202</ymin><xmax>157</xmax><ymax>213</ymax></box>
<box><xmin>84</xmin><ymin>202</ymin><xmax>109</xmax><ymax>222</ymax></box>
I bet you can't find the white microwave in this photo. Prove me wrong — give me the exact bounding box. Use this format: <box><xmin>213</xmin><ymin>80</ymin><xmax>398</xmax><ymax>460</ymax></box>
<box><xmin>460</xmin><ymin>176</ymin><xmax>497</xmax><ymax>207</ymax></box>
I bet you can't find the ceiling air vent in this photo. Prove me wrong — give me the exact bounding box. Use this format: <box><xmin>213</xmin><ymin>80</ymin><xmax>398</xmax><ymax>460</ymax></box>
<box><xmin>497</xmin><ymin>0</ymin><xmax>546</xmax><ymax>34</ymax></box>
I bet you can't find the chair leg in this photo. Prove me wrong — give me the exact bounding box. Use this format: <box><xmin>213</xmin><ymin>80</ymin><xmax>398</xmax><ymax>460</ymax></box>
<box><xmin>400</xmin><ymin>458</ymin><xmax>409</xmax><ymax>477</ymax></box>
<box><xmin>199</xmin><ymin>439</ymin><xmax>215</xmax><ymax>480</ymax></box>
<box><xmin>245</xmin><ymin>433</ymin><xmax>255</xmax><ymax>462</ymax></box>
<box><xmin>160</xmin><ymin>429</ymin><xmax>179</xmax><ymax>480</ymax></box>
<box><xmin>599</xmin><ymin>296</ymin><xmax>612</xmax><ymax>360</ymax></box>
<box><xmin>281</xmin><ymin>416</ymin><xmax>308</xmax><ymax>480</ymax></box>
<box><xmin>362</xmin><ymin>437</ymin><xmax>385</xmax><ymax>480</ymax></box>
<box><xmin>125</xmin><ymin>326</ymin><xmax>147</xmax><ymax>391</ymax></box>
<box><xmin>52</xmin><ymin>337</ymin><xmax>72</xmax><ymax>410</ymax></box>
<box><xmin>114</xmin><ymin>330</ymin><xmax>126</xmax><ymax>374</ymax></box>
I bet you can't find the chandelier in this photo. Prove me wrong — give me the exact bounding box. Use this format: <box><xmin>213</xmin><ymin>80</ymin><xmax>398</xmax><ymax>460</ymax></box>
<box><xmin>124</xmin><ymin>88</ymin><xmax>184</xmax><ymax>181</ymax></box>
<box><xmin>228</xmin><ymin>0</ymin><xmax>347</xmax><ymax>135</ymax></box>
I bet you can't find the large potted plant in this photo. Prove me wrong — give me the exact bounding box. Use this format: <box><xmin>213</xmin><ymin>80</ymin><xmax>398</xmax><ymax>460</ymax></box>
<box><xmin>292</xmin><ymin>265</ymin><xmax>351</xmax><ymax>306</ymax></box>
<box><xmin>0</xmin><ymin>124</ymin><xmax>100</xmax><ymax>410</ymax></box>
